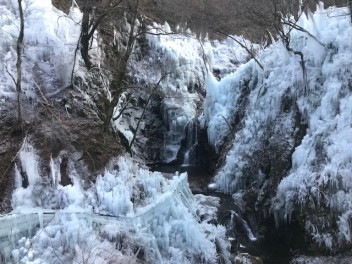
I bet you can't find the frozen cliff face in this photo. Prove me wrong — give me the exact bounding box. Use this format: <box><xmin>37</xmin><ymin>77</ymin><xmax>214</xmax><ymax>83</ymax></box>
<box><xmin>111</xmin><ymin>21</ymin><xmax>256</xmax><ymax>163</ymax></box>
<box><xmin>204</xmin><ymin>3</ymin><xmax>352</xmax><ymax>252</ymax></box>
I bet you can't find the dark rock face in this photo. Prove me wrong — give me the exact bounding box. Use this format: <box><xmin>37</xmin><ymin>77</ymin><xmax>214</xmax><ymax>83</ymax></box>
<box><xmin>0</xmin><ymin>107</ymin><xmax>23</xmax><ymax>213</ymax></box>
<box><xmin>177</xmin><ymin>119</ymin><xmax>213</xmax><ymax>167</ymax></box>
<box><xmin>239</xmin><ymin>96</ymin><xmax>309</xmax><ymax>258</ymax></box>
<box><xmin>51</xmin><ymin>0</ymin><xmax>71</xmax><ymax>14</ymax></box>
<box><xmin>128</xmin><ymin>91</ymin><xmax>166</xmax><ymax>164</ymax></box>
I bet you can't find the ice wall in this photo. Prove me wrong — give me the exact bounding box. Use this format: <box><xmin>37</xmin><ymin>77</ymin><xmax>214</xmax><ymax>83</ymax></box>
<box><xmin>204</xmin><ymin>3</ymin><xmax>352</xmax><ymax>251</ymax></box>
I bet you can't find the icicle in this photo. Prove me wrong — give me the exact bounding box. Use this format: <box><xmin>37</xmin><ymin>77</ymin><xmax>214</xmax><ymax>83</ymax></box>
<box><xmin>50</xmin><ymin>156</ymin><xmax>57</xmax><ymax>186</ymax></box>
<box><xmin>183</xmin><ymin>150</ymin><xmax>190</xmax><ymax>166</ymax></box>
<box><xmin>14</xmin><ymin>165</ymin><xmax>22</xmax><ymax>188</ymax></box>
<box><xmin>38</xmin><ymin>212</ymin><xmax>43</xmax><ymax>229</ymax></box>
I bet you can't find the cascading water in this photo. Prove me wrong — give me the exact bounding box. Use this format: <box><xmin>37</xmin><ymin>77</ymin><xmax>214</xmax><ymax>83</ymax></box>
<box><xmin>182</xmin><ymin>119</ymin><xmax>200</xmax><ymax>166</ymax></box>
<box><xmin>161</xmin><ymin>103</ymin><xmax>191</xmax><ymax>163</ymax></box>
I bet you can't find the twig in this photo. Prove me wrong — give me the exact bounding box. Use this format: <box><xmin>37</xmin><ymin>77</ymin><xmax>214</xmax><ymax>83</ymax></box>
<box><xmin>31</xmin><ymin>72</ymin><xmax>49</xmax><ymax>104</ymax></box>
<box><xmin>281</xmin><ymin>20</ymin><xmax>325</xmax><ymax>48</ymax></box>
<box><xmin>218</xmin><ymin>32</ymin><xmax>264</xmax><ymax>70</ymax></box>
<box><xmin>38</xmin><ymin>100</ymin><xmax>61</xmax><ymax>121</ymax></box>
<box><xmin>219</xmin><ymin>114</ymin><xmax>233</xmax><ymax>130</ymax></box>
<box><xmin>51</xmin><ymin>240</ymin><xmax>65</xmax><ymax>264</ymax></box>
<box><xmin>112</xmin><ymin>95</ymin><xmax>132</xmax><ymax>121</ymax></box>
<box><xmin>129</xmin><ymin>73</ymin><xmax>168</xmax><ymax>151</ymax></box>
<box><xmin>19</xmin><ymin>213</ymin><xmax>56</xmax><ymax>262</ymax></box>
<box><xmin>71</xmin><ymin>32</ymin><xmax>81</xmax><ymax>85</ymax></box>
<box><xmin>4</xmin><ymin>60</ymin><xmax>17</xmax><ymax>86</ymax></box>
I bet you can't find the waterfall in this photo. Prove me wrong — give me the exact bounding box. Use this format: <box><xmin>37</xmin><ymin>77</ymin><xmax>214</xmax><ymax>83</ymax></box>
<box><xmin>162</xmin><ymin>106</ymin><xmax>190</xmax><ymax>163</ymax></box>
<box><xmin>182</xmin><ymin>119</ymin><xmax>200</xmax><ymax>166</ymax></box>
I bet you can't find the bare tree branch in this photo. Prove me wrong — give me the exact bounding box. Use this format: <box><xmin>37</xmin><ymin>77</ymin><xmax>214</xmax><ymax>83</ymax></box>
<box><xmin>218</xmin><ymin>31</ymin><xmax>264</xmax><ymax>70</ymax></box>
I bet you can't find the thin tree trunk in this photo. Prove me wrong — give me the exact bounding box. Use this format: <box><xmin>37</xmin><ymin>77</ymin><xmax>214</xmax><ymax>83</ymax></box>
<box><xmin>80</xmin><ymin>1</ymin><xmax>124</xmax><ymax>70</ymax></box>
<box><xmin>103</xmin><ymin>0</ymin><xmax>140</xmax><ymax>132</ymax></box>
<box><xmin>80</xmin><ymin>6</ymin><xmax>92</xmax><ymax>70</ymax></box>
<box><xmin>16</xmin><ymin>0</ymin><xmax>24</xmax><ymax>127</ymax></box>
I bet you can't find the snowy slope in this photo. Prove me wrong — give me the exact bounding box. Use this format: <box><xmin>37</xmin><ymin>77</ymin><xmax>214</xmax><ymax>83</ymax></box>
<box><xmin>204</xmin><ymin>3</ymin><xmax>352</xmax><ymax>251</ymax></box>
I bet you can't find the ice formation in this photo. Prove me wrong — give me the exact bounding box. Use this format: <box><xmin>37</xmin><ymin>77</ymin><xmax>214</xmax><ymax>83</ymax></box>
<box><xmin>1</xmin><ymin>139</ymin><xmax>228</xmax><ymax>263</ymax></box>
<box><xmin>0</xmin><ymin>1</ymin><xmax>241</xmax><ymax>262</ymax></box>
<box><xmin>204</xmin><ymin>3</ymin><xmax>352</xmax><ymax>250</ymax></box>
<box><xmin>112</xmin><ymin>21</ymin><xmax>255</xmax><ymax>162</ymax></box>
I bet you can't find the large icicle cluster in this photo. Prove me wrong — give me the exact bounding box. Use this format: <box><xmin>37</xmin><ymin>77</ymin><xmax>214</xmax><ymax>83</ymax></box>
<box><xmin>6</xmin><ymin>140</ymin><xmax>228</xmax><ymax>263</ymax></box>
<box><xmin>204</xmin><ymin>3</ymin><xmax>352</xmax><ymax>251</ymax></box>
<box><xmin>274</xmin><ymin>5</ymin><xmax>352</xmax><ymax>250</ymax></box>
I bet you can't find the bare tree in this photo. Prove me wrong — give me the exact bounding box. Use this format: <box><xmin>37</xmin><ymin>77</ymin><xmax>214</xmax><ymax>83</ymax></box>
<box><xmin>79</xmin><ymin>0</ymin><xmax>124</xmax><ymax>70</ymax></box>
<box><xmin>101</xmin><ymin>0</ymin><xmax>141</xmax><ymax>131</ymax></box>
<box><xmin>16</xmin><ymin>0</ymin><xmax>24</xmax><ymax>127</ymax></box>
<box><xmin>75</xmin><ymin>0</ymin><xmax>152</xmax><ymax>132</ymax></box>
<box><xmin>5</xmin><ymin>0</ymin><xmax>25</xmax><ymax>127</ymax></box>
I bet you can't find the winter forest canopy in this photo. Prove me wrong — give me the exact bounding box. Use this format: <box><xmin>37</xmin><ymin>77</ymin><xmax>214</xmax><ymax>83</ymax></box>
<box><xmin>0</xmin><ymin>0</ymin><xmax>352</xmax><ymax>263</ymax></box>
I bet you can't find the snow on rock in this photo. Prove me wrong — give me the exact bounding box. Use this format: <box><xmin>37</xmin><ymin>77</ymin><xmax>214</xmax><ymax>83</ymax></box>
<box><xmin>274</xmin><ymin>5</ymin><xmax>352</xmax><ymax>251</ymax></box>
<box><xmin>204</xmin><ymin>3</ymin><xmax>352</xmax><ymax>251</ymax></box>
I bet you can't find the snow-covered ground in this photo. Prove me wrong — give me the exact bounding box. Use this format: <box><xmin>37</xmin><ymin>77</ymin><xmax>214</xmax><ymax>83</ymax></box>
<box><xmin>204</xmin><ymin>2</ymin><xmax>352</xmax><ymax>251</ymax></box>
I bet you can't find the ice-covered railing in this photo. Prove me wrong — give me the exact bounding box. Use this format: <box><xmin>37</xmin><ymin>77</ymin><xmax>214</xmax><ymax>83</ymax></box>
<box><xmin>0</xmin><ymin>173</ymin><xmax>194</xmax><ymax>261</ymax></box>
